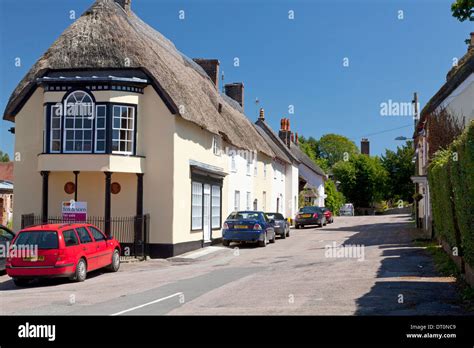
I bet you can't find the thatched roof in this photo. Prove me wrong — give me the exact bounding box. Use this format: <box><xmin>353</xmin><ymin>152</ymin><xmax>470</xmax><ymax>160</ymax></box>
<box><xmin>3</xmin><ymin>0</ymin><xmax>274</xmax><ymax>157</ymax></box>
<box><xmin>415</xmin><ymin>45</ymin><xmax>474</xmax><ymax>135</ymax></box>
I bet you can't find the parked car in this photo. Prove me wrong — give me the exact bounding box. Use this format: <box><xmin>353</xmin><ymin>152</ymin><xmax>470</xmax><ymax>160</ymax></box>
<box><xmin>321</xmin><ymin>207</ymin><xmax>334</xmax><ymax>223</ymax></box>
<box><xmin>222</xmin><ymin>211</ymin><xmax>276</xmax><ymax>247</ymax></box>
<box><xmin>295</xmin><ymin>206</ymin><xmax>327</xmax><ymax>228</ymax></box>
<box><xmin>265</xmin><ymin>212</ymin><xmax>290</xmax><ymax>239</ymax></box>
<box><xmin>339</xmin><ymin>203</ymin><xmax>355</xmax><ymax>216</ymax></box>
<box><xmin>6</xmin><ymin>223</ymin><xmax>121</xmax><ymax>286</ymax></box>
<box><xmin>0</xmin><ymin>225</ymin><xmax>15</xmax><ymax>272</ymax></box>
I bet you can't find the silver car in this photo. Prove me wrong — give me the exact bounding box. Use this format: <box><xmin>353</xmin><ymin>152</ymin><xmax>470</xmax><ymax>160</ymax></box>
<box><xmin>265</xmin><ymin>213</ymin><xmax>290</xmax><ymax>239</ymax></box>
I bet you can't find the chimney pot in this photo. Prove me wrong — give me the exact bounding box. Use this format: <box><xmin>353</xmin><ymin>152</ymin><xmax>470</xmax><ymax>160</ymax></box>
<box><xmin>224</xmin><ymin>83</ymin><xmax>244</xmax><ymax>109</ymax></box>
<box><xmin>193</xmin><ymin>58</ymin><xmax>220</xmax><ymax>89</ymax></box>
<box><xmin>259</xmin><ymin>108</ymin><xmax>265</xmax><ymax>120</ymax></box>
<box><xmin>295</xmin><ymin>132</ymin><xmax>299</xmax><ymax>145</ymax></box>
<box><xmin>286</xmin><ymin>118</ymin><xmax>291</xmax><ymax>131</ymax></box>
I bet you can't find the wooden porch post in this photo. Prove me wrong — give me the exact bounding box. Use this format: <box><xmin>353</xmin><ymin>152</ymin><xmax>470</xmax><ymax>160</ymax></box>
<box><xmin>41</xmin><ymin>171</ymin><xmax>50</xmax><ymax>224</ymax></box>
<box><xmin>104</xmin><ymin>171</ymin><xmax>112</xmax><ymax>236</ymax></box>
<box><xmin>73</xmin><ymin>171</ymin><xmax>80</xmax><ymax>202</ymax></box>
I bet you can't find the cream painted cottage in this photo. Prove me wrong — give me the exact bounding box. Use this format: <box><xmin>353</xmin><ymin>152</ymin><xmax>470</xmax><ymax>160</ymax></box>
<box><xmin>2</xmin><ymin>0</ymin><xmax>296</xmax><ymax>258</ymax></box>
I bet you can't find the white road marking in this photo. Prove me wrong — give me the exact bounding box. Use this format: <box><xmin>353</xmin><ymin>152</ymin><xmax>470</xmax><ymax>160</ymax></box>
<box><xmin>175</xmin><ymin>246</ymin><xmax>227</xmax><ymax>259</ymax></box>
<box><xmin>110</xmin><ymin>292</ymin><xmax>183</xmax><ymax>316</ymax></box>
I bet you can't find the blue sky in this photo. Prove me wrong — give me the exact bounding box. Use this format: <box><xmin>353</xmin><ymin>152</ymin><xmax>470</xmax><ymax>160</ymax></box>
<box><xmin>0</xmin><ymin>0</ymin><xmax>472</xmax><ymax>157</ymax></box>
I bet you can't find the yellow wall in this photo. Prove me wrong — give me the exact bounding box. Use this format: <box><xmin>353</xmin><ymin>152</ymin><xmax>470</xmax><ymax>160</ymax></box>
<box><xmin>253</xmin><ymin>153</ymin><xmax>272</xmax><ymax>212</ymax></box>
<box><xmin>172</xmin><ymin>116</ymin><xmax>228</xmax><ymax>244</ymax></box>
<box><xmin>138</xmin><ymin>86</ymin><xmax>176</xmax><ymax>244</ymax></box>
<box><xmin>12</xmin><ymin>89</ymin><xmax>44</xmax><ymax>231</ymax></box>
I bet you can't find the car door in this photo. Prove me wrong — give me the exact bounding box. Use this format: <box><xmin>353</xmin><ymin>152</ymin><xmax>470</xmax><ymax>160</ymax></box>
<box><xmin>75</xmin><ymin>227</ymin><xmax>98</xmax><ymax>270</ymax></box>
<box><xmin>0</xmin><ymin>226</ymin><xmax>15</xmax><ymax>271</ymax></box>
<box><xmin>87</xmin><ymin>226</ymin><xmax>110</xmax><ymax>268</ymax></box>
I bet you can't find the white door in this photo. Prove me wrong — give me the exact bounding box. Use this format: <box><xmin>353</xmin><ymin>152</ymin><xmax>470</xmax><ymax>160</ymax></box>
<box><xmin>203</xmin><ymin>184</ymin><xmax>211</xmax><ymax>243</ymax></box>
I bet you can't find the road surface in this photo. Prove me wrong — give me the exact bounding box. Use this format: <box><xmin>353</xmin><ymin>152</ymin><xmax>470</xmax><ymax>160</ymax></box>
<box><xmin>0</xmin><ymin>214</ymin><xmax>467</xmax><ymax>315</ymax></box>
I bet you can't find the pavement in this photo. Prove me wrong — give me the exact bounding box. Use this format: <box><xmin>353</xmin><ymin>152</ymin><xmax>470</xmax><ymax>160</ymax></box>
<box><xmin>0</xmin><ymin>214</ymin><xmax>469</xmax><ymax>315</ymax></box>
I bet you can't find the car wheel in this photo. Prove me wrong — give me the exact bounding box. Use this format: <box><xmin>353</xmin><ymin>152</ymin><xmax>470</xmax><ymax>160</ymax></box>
<box><xmin>270</xmin><ymin>231</ymin><xmax>276</xmax><ymax>243</ymax></box>
<box><xmin>107</xmin><ymin>249</ymin><xmax>120</xmax><ymax>272</ymax></box>
<box><xmin>286</xmin><ymin>229</ymin><xmax>290</xmax><ymax>237</ymax></box>
<box><xmin>13</xmin><ymin>278</ymin><xmax>31</xmax><ymax>287</ymax></box>
<box><xmin>324</xmin><ymin>219</ymin><xmax>327</xmax><ymax>226</ymax></box>
<box><xmin>258</xmin><ymin>232</ymin><xmax>267</xmax><ymax>247</ymax></box>
<box><xmin>295</xmin><ymin>224</ymin><xmax>300</xmax><ymax>229</ymax></box>
<box><xmin>72</xmin><ymin>258</ymin><xmax>87</xmax><ymax>282</ymax></box>
<box><xmin>301</xmin><ymin>225</ymin><xmax>305</xmax><ymax>228</ymax></box>
<box><xmin>281</xmin><ymin>230</ymin><xmax>286</xmax><ymax>239</ymax></box>
<box><xmin>222</xmin><ymin>240</ymin><xmax>230</xmax><ymax>247</ymax></box>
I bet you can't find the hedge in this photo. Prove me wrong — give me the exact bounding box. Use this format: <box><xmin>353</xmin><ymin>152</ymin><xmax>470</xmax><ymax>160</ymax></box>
<box><xmin>428</xmin><ymin>120</ymin><xmax>474</xmax><ymax>267</ymax></box>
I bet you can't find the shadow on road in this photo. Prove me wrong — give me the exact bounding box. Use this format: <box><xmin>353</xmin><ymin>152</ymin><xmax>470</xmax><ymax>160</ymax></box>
<box><xmin>334</xmin><ymin>215</ymin><xmax>467</xmax><ymax>315</ymax></box>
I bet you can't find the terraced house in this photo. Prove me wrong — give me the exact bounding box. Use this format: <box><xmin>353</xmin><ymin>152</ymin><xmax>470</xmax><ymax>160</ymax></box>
<box><xmin>2</xmin><ymin>0</ymin><xmax>296</xmax><ymax>258</ymax></box>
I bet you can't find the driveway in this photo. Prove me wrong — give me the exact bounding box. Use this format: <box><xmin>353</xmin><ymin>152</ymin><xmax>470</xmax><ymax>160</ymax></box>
<box><xmin>0</xmin><ymin>214</ymin><xmax>468</xmax><ymax>315</ymax></box>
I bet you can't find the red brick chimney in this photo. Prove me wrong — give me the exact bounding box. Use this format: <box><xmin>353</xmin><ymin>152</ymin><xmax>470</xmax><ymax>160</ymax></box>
<box><xmin>193</xmin><ymin>58</ymin><xmax>220</xmax><ymax>89</ymax></box>
<box><xmin>279</xmin><ymin>117</ymin><xmax>292</xmax><ymax>148</ymax></box>
<box><xmin>224</xmin><ymin>83</ymin><xmax>244</xmax><ymax>109</ymax></box>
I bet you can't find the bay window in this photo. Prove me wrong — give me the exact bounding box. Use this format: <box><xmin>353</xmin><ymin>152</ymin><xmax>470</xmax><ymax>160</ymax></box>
<box><xmin>44</xmin><ymin>89</ymin><xmax>137</xmax><ymax>155</ymax></box>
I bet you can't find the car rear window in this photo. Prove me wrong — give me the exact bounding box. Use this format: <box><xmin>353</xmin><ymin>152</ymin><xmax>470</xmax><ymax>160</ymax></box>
<box><xmin>227</xmin><ymin>212</ymin><xmax>261</xmax><ymax>220</ymax></box>
<box><xmin>300</xmin><ymin>206</ymin><xmax>321</xmax><ymax>213</ymax></box>
<box><xmin>265</xmin><ymin>213</ymin><xmax>284</xmax><ymax>220</ymax></box>
<box><xmin>62</xmin><ymin>229</ymin><xmax>79</xmax><ymax>247</ymax></box>
<box><xmin>14</xmin><ymin>231</ymin><xmax>59</xmax><ymax>250</ymax></box>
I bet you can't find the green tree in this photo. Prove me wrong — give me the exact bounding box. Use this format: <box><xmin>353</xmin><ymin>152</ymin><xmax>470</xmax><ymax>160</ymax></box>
<box><xmin>324</xmin><ymin>179</ymin><xmax>345</xmax><ymax>215</ymax></box>
<box><xmin>381</xmin><ymin>141</ymin><xmax>415</xmax><ymax>203</ymax></box>
<box><xmin>318</xmin><ymin>134</ymin><xmax>359</xmax><ymax>168</ymax></box>
<box><xmin>451</xmin><ymin>0</ymin><xmax>474</xmax><ymax>22</ymax></box>
<box><xmin>332</xmin><ymin>154</ymin><xmax>388</xmax><ymax>207</ymax></box>
<box><xmin>0</xmin><ymin>150</ymin><xmax>10</xmax><ymax>162</ymax></box>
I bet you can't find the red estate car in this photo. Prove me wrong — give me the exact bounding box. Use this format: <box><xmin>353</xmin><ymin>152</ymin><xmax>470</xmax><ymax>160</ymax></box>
<box><xmin>321</xmin><ymin>207</ymin><xmax>334</xmax><ymax>224</ymax></box>
<box><xmin>6</xmin><ymin>223</ymin><xmax>121</xmax><ymax>286</ymax></box>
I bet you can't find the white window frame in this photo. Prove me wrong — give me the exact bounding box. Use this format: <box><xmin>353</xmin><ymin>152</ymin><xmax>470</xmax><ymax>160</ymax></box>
<box><xmin>234</xmin><ymin>190</ymin><xmax>240</xmax><ymax>211</ymax></box>
<box><xmin>231</xmin><ymin>153</ymin><xmax>237</xmax><ymax>172</ymax></box>
<box><xmin>63</xmin><ymin>90</ymin><xmax>94</xmax><ymax>153</ymax></box>
<box><xmin>112</xmin><ymin>105</ymin><xmax>135</xmax><ymax>155</ymax></box>
<box><xmin>95</xmin><ymin>105</ymin><xmax>107</xmax><ymax>153</ymax></box>
<box><xmin>212</xmin><ymin>136</ymin><xmax>221</xmax><ymax>156</ymax></box>
<box><xmin>246</xmin><ymin>191</ymin><xmax>251</xmax><ymax>210</ymax></box>
<box><xmin>192</xmin><ymin>181</ymin><xmax>203</xmax><ymax>230</ymax></box>
<box><xmin>211</xmin><ymin>185</ymin><xmax>221</xmax><ymax>228</ymax></box>
<box><xmin>49</xmin><ymin>104</ymin><xmax>62</xmax><ymax>153</ymax></box>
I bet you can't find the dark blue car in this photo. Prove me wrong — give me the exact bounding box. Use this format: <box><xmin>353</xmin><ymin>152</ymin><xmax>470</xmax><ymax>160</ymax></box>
<box><xmin>222</xmin><ymin>211</ymin><xmax>276</xmax><ymax>247</ymax></box>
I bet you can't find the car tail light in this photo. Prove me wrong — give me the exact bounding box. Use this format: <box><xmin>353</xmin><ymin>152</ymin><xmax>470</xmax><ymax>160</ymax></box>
<box><xmin>253</xmin><ymin>224</ymin><xmax>262</xmax><ymax>230</ymax></box>
<box><xmin>223</xmin><ymin>222</ymin><xmax>229</xmax><ymax>230</ymax></box>
<box><xmin>296</xmin><ymin>214</ymin><xmax>301</xmax><ymax>219</ymax></box>
<box><xmin>313</xmin><ymin>213</ymin><xmax>318</xmax><ymax>218</ymax></box>
<box><xmin>56</xmin><ymin>249</ymin><xmax>65</xmax><ymax>262</ymax></box>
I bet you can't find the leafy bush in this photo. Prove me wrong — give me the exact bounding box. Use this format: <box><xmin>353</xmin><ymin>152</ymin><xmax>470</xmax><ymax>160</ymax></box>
<box><xmin>324</xmin><ymin>179</ymin><xmax>345</xmax><ymax>215</ymax></box>
<box><xmin>450</xmin><ymin>121</ymin><xmax>474</xmax><ymax>266</ymax></box>
<box><xmin>428</xmin><ymin>120</ymin><xmax>474</xmax><ymax>267</ymax></box>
